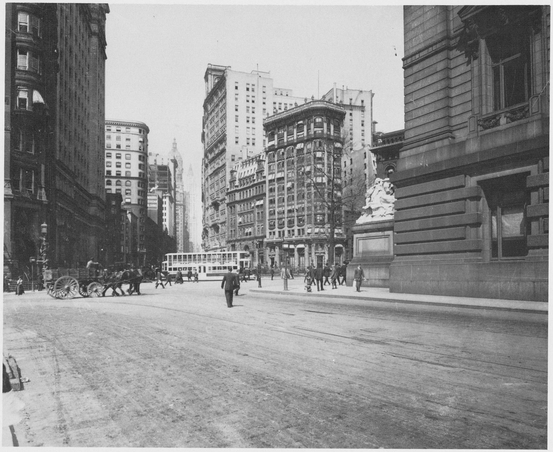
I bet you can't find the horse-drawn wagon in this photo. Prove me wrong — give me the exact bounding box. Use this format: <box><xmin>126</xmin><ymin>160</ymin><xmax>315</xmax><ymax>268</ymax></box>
<box><xmin>44</xmin><ymin>268</ymin><xmax>105</xmax><ymax>299</ymax></box>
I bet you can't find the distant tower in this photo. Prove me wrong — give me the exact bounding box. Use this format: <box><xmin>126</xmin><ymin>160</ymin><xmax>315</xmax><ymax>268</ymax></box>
<box><xmin>184</xmin><ymin>163</ymin><xmax>200</xmax><ymax>252</ymax></box>
<box><xmin>168</xmin><ymin>139</ymin><xmax>186</xmax><ymax>252</ymax></box>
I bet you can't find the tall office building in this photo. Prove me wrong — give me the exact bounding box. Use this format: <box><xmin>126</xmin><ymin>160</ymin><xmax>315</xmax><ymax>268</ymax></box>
<box><xmin>148</xmin><ymin>154</ymin><xmax>176</xmax><ymax>240</ymax></box>
<box><xmin>227</xmin><ymin>154</ymin><xmax>266</xmax><ymax>265</ymax></box>
<box><xmin>184</xmin><ymin>163</ymin><xmax>200</xmax><ymax>252</ymax></box>
<box><xmin>167</xmin><ymin>139</ymin><xmax>187</xmax><ymax>252</ymax></box>
<box><xmin>263</xmin><ymin>100</ymin><xmax>346</xmax><ymax>268</ymax></box>
<box><xmin>4</xmin><ymin>3</ymin><xmax>109</xmax><ymax>273</ymax></box>
<box><xmin>104</xmin><ymin>120</ymin><xmax>149</xmax><ymax>266</ymax></box>
<box><xmin>201</xmin><ymin>64</ymin><xmax>306</xmax><ymax>251</ymax></box>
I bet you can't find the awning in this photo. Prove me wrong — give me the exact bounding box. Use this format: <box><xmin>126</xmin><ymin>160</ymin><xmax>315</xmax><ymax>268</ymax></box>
<box><xmin>296</xmin><ymin>143</ymin><xmax>304</xmax><ymax>149</ymax></box>
<box><xmin>32</xmin><ymin>90</ymin><xmax>45</xmax><ymax>104</ymax></box>
<box><xmin>255</xmin><ymin>199</ymin><xmax>264</xmax><ymax>206</ymax></box>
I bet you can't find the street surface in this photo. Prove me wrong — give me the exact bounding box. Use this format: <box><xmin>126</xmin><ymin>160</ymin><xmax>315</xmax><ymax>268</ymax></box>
<box><xmin>3</xmin><ymin>278</ymin><xmax>547</xmax><ymax>448</ymax></box>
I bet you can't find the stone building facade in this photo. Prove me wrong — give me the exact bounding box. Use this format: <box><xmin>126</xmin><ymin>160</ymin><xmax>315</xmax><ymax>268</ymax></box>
<box><xmin>104</xmin><ymin>119</ymin><xmax>149</xmax><ymax>266</ymax></box>
<box><xmin>226</xmin><ymin>154</ymin><xmax>266</xmax><ymax>266</ymax></box>
<box><xmin>201</xmin><ymin>64</ymin><xmax>306</xmax><ymax>252</ymax></box>
<box><xmin>263</xmin><ymin>100</ymin><xmax>346</xmax><ymax>270</ymax></box>
<box><xmin>390</xmin><ymin>6</ymin><xmax>549</xmax><ymax>301</ymax></box>
<box><xmin>4</xmin><ymin>3</ymin><xmax>109</xmax><ymax>274</ymax></box>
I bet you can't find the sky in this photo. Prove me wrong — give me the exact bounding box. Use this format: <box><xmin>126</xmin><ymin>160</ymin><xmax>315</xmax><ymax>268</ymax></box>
<box><xmin>104</xmin><ymin>2</ymin><xmax>405</xmax><ymax>175</ymax></box>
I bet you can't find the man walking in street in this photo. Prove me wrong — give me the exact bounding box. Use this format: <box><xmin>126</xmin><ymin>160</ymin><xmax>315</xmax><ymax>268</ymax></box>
<box><xmin>330</xmin><ymin>263</ymin><xmax>340</xmax><ymax>289</ymax></box>
<box><xmin>155</xmin><ymin>267</ymin><xmax>165</xmax><ymax>289</ymax></box>
<box><xmin>315</xmin><ymin>264</ymin><xmax>324</xmax><ymax>291</ymax></box>
<box><xmin>323</xmin><ymin>263</ymin><xmax>331</xmax><ymax>286</ymax></box>
<box><xmin>270</xmin><ymin>266</ymin><xmax>274</xmax><ymax>280</ymax></box>
<box><xmin>339</xmin><ymin>262</ymin><xmax>348</xmax><ymax>285</ymax></box>
<box><xmin>221</xmin><ymin>267</ymin><xmax>238</xmax><ymax>308</ymax></box>
<box><xmin>353</xmin><ymin>264</ymin><xmax>365</xmax><ymax>292</ymax></box>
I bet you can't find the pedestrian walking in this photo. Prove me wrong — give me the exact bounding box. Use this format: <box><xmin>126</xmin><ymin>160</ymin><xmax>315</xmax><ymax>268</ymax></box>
<box><xmin>176</xmin><ymin>270</ymin><xmax>183</xmax><ymax>284</ymax></box>
<box><xmin>193</xmin><ymin>269</ymin><xmax>199</xmax><ymax>282</ymax></box>
<box><xmin>15</xmin><ymin>276</ymin><xmax>24</xmax><ymax>295</ymax></box>
<box><xmin>133</xmin><ymin>266</ymin><xmax>143</xmax><ymax>295</ymax></box>
<box><xmin>164</xmin><ymin>271</ymin><xmax>172</xmax><ymax>286</ymax></box>
<box><xmin>353</xmin><ymin>265</ymin><xmax>365</xmax><ymax>292</ymax></box>
<box><xmin>330</xmin><ymin>264</ymin><xmax>339</xmax><ymax>289</ymax></box>
<box><xmin>270</xmin><ymin>266</ymin><xmax>275</xmax><ymax>280</ymax></box>
<box><xmin>221</xmin><ymin>267</ymin><xmax>238</xmax><ymax>308</ymax></box>
<box><xmin>187</xmin><ymin>269</ymin><xmax>192</xmax><ymax>282</ymax></box>
<box><xmin>315</xmin><ymin>265</ymin><xmax>324</xmax><ymax>291</ymax></box>
<box><xmin>280</xmin><ymin>264</ymin><xmax>290</xmax><ymax>280</ymax></box>
<box><xmin>339</xmin><ymin>262</ymin><xmax>348</xmax><ymax>285</ymax></box>
<box><xmin>234</xmin><ymin>275</ymin><xmax>241</xmax><ymax>296</ymax></box>
<box><xmin>155</xmin><ymin>267</ymin><xmax>166</xmax><ymax>289</ymax></box>
<box><xmin>323</xmin><ymin>263</ymin><xmax>331</xmax><ymax>286</ymax></box>
<box><xmin>4</xmin><ymin>274</ymin><xmax>10</xmax><ymax>293</ymax></box>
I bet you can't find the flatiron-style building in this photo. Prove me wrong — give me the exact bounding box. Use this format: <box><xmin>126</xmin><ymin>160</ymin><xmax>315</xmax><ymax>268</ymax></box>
<box><xmin>391</xmin><ymin>6</ymin><xmax>549</xmax><ymax>301</ymax></box>
<box><xmin>263</xmin><ymin>100</ymin><xmax>346</xmax><ymax>269</ymax></box>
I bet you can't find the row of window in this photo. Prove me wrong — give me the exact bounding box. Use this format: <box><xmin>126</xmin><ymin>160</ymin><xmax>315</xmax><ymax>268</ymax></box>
<box><xmin>106</xmin><ymin>162</ymin><xmax>145</xmax><ymax>170</ymax></box>
<box><xmin>106</xmin><ymin>125</ymin><xmax>145</xmax><ymax>134</ymax></box>
<box><xmin>106</xmin><ymin>171</ymin><xmax>145</xmax><ymax>178</ymax></box>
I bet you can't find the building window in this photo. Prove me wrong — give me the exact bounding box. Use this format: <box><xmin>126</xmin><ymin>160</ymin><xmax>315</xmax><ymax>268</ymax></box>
<box><xmin>487</xmin><ymin>30</ymin><xmax>531</xmax><ymax>111</ymax></box>
<box><xmin>16</xmin><ymin>88</ymin><xmax>29</xmax><ymax>110</ymax></box>
<box><xmin>481</xmin><ymin>173</ymin><xmax>529</xmax><ymax>259</ymax></box>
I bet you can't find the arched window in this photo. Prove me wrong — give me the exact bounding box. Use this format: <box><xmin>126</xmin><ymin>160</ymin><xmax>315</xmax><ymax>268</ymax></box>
<box><xmin>116</xmin><ymin>180</ymin><xmax>122</xmax><ymax>186</ymax></box>
<box><xmin>106</xmin><ymin>180</ymin><xmax>112</xmax><ymax>186</ymax></box>
<box><xmin>125</xmin><ymin>180</ymin><xmax>131</xmax><ymax>186</ymax></box>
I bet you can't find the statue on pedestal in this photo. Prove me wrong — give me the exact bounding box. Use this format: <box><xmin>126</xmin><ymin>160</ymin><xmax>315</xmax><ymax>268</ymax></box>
<box><xmin>355</xmin><ymin>178</ymin><xmax>396</xmax><ymax>224</ymax></box>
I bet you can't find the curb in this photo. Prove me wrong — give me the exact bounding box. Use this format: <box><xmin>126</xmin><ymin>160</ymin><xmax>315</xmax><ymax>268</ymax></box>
<box><xmin>249</xmin><ymin>289</ymin><xmax>548</xmax><ymax>314</ymax></box>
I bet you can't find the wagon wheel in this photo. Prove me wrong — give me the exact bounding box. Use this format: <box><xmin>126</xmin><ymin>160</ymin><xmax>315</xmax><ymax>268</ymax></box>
<box><xmin>79</xmin><ymin>283</ymin><xmax>90</xmax><ymax>298</ymax></box>
<box><xmin>87</xmin><ymin>282</ymin><xmax>104</xmax><ymax>298</ymax></box>
<box><xmin>52</xmin><ymin>276</ymin><xmax>79</xmax><ymax>299</ymax></box>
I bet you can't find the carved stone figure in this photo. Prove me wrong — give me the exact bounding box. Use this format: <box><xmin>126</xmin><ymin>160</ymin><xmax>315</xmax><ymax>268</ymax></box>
<box><xmin>355</xmin><ymin>178</ymin><xmax>396</xmax><ymax>224</ymax></box>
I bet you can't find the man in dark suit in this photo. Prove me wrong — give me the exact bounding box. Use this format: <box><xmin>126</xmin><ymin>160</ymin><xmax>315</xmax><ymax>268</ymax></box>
<box><xmin>315</xmin><ymin>264</ymin><xmax>324</xmax><ymax>291</ymax></box>
<box><xmin>221</xmin><ymin>267</ymin><xmax>237</xmax><ymax>308</ymax></box>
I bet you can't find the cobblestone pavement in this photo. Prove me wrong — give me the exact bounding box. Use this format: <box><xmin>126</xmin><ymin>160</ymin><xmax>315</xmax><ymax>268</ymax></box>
<box><xmin>2</xmin><ymin>279</ymin><xmax>547</xmax><ymax>448</ymax></box>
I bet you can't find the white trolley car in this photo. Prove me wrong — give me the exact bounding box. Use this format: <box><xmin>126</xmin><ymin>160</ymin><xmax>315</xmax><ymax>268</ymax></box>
<box><xmin>161</xmin><ymin>251</ymin><xmax>251</xmax><ymax>280</ymax></box>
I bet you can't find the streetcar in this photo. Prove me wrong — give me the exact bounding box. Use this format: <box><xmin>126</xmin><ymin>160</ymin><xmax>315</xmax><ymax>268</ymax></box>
<box><xmin>161</xmin><ymin>251</ymin><xmax>251</xmax><ymax>280</ymax></box>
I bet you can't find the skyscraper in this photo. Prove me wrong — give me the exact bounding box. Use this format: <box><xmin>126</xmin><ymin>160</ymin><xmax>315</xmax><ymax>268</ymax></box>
<box><xmin>168</xmin><ymin>139</ymin><xmax>187</xmax><ymax>252</ymax></box>
<box><xmin>104</xmin><ymin>119</ymin><xmax>150</xmax><ymax>266</ymax></box>
<box><xmin>201</xmin><ymin>64</ymin><xmax>305</xmax><ymax>251</ymax></box>
<box><xmin>4</xmin><ymin>3</ymin><xmax>109</xmax><ymax>273</ymax></box>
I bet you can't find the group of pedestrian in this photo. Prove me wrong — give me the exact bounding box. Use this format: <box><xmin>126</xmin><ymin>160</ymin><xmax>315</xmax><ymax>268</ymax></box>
<box><xmin>302</xmin><ymin>262</ymin><xmax>360</xmax><ymax>292</ymax></box>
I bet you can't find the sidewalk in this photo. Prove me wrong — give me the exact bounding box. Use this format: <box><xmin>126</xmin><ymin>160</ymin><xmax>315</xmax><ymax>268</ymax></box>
<box><xmin>249</xmin><ymin>277</ymin><xmax>548</xmax><ymax>314</ymax></box>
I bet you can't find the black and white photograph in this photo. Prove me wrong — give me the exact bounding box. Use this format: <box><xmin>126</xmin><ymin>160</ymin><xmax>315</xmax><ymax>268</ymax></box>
<box><xmin>3</xmin><ymin>1</ymin><xmax>548</xmax><ymax>448</ymax></box>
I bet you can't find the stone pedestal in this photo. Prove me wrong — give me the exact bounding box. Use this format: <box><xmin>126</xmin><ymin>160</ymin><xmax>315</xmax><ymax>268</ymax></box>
<box><xmin>347</xmin><ymin>219</ymin><xmax>394</xmax><ymax>287</ymax></box>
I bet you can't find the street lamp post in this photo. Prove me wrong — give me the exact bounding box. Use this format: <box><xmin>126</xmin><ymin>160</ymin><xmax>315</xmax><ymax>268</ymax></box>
<box><xmin>39</xmin><ymin>222</ymin><xmax>49</xmax><ymax>273</ymax></box>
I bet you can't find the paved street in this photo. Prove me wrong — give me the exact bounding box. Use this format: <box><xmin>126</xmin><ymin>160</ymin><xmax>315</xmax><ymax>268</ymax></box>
<box><xmin>3</xmin><ymin>278</ymin><xmax>547</xmax><ymax>448</ymax></box>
